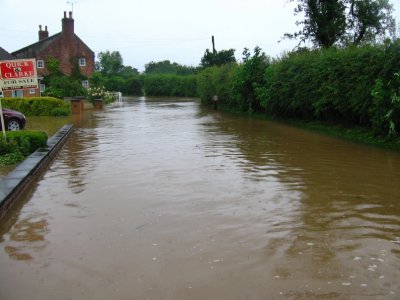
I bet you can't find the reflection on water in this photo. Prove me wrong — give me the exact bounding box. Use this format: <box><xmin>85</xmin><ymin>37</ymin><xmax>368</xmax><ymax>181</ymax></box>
<box><xmin>4</xmin><ymin>213</ymin><xmax>48</xmax><ymax>261</ymax></box>
<box><xmin>0</xmin><ymin>97</ymin><xmax>399</xmax><ymax>299</ymax></box>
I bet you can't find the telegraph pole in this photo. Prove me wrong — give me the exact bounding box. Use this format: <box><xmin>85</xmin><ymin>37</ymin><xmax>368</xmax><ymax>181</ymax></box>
<box><xmin>212</xmin><ymin>35</ymin><xmax>216</xmax><ymax>54</ymax></box>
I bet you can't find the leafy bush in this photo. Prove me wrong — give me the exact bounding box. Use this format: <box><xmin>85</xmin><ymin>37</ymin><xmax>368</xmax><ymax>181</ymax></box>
<box><xmin>143</xmin><ymin>74</ymin><xmax>197</xmax><ymax>97</ymax></box>
<box><xmin>197</xmin><ymin>47</ymin><xmax>270</xmax><ymax>113</ymax></box>
<box><xmin>258</xmin><ymin>43</ymin><xmax>400</xmax><ymax>135</ymax></box>
<box><xmin>199</xmin><ymin>40</ymin><xmax>400</xmax><ymax>138</ymax></box>
<box><xmin>86</xmin><ymin>86</ymin><xmax>118</xmax><ymax>104</ymax></box>
<box><xmin>43</xmin><ymin>75</ymin><xmax>86</xmax><ymax>99</ymax></box>
<box><xmin>197</xmin><ymin>63</ymin><xmax>237</xmax><ymax>108</ymax></box>
<box><xmin>1</xmin><ymin>97</ymin><xmax>70</xmax><ymax>116</ymax></box>
<box><xmin>230</xmin><ymin>47</ymin><xmax>270</xmax><ymax>113</ymax></box>
<box><xmin>0</xmin><ymin>131</ymin><xmax>48</xmax><ymax>165</ymax></box>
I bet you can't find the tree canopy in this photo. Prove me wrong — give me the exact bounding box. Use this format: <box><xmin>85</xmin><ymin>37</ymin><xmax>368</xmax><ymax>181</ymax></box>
<box><xmin>286</xmin><ymin>0</ymin><xmax>395</xmax><ymax>48</ymax></box>
<box><xmin>96</xmin><ymin>50</ymin><xmax>124</xmax><ymax>75</ymax></box>
<box><xmin>200</xmin><ymin>48</ymin><xmax>236</xmax><ymax>68</ymax></box>
<box><xmin>144</xmin><ymin>60</ymin><xmax>197</xmax><ymax>75</ymax></box>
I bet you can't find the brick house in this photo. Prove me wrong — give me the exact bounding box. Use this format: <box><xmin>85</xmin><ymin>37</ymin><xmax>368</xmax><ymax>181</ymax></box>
<box><xmin>2</xmin><ymin>11</ymin><xmax>95</xmax><ymax>98</ymax></box>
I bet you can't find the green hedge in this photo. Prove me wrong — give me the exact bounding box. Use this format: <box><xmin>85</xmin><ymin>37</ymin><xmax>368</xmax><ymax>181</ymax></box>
<box><xmin>198</xmin><ymin>40</ymin><xmax>400</xmax><ymax>138</ymax></box>
<box><xmin>197</xmin><ymin>64</ymin><xmax>238</xmax><ymax>109</ymax></box>
<box><xmin>258</xmin><ymin>43</ymin><xmax>400</xmax><ymax>136</ymax></box>
<box><xmin>0</xmin><ymin>131</ymin><xmax>48</xmax><ymax>165</ymax></box>
<box><xmin>143</xmin><ymin>74</ymin><xmax>197</xmax><ymax>97</ymax></box>
<box><xmin>1</xmin><ymin>97</ymin><xmax>70</xmax><ymax>116</ymax></box>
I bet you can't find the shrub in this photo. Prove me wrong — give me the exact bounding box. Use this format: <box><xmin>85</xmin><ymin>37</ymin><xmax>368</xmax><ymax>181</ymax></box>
<box><xmin>86</xmin><ymin>86</ymin><xmax>117</xmax><ymax>104</ymax></box>
<box><xmin>197</xmin><ymin>63</ymin><xmax>237</xmax><ymax>108</ymax></box>
<box><xmin>1</xmin><ymin>97</ymin><xmax>70</xmax><ymax>116</ymax></box>
<box><xmin>0</xmin><ymin>131</ymin><xmax>48</xmax><ymax>165</ymax></box>
<box><xmin>143</xmin><ymin>74</ymin><xmax>197</xmax><ymax>97</ymax></box>
<box><xmin>200</xmin><ymin>41</ymin><xmax>400</xmax><ymax>137</ymax></box>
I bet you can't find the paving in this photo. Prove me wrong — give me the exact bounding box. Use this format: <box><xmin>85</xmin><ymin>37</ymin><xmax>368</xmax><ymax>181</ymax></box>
<box><xmin>0</xmin><ymin>125</ymin><xmax>73</xmax><ymax>221</ymax></box>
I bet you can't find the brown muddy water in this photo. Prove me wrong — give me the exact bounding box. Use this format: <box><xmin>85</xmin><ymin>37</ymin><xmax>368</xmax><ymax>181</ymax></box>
<box><xmin>0</xmin><ymin>97</ymin><xmax>399</xmax><ymax>300</ymax></box>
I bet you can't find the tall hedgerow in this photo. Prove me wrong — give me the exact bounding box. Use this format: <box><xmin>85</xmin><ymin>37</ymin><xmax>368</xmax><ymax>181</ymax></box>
<box><xmin>197</xmin><ymin>63</ymin><xmax>237</xmax><ymax>108</ymax></box>
<box><xmin>198</xmin><ymin>40</ymin><xmax>400</xmax><ymax>138</ymax></box>
<box><xmin>143</xmin><ymin>74</ymin><xmax>197</xmax><ymax>97</ymax></box>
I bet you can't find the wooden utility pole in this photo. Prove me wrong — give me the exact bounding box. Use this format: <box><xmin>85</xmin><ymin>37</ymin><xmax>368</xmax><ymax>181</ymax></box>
<box><xmin>212</xmin><ymin>35</ymin><xmax>216</xmax><ymax>54</ymax></box>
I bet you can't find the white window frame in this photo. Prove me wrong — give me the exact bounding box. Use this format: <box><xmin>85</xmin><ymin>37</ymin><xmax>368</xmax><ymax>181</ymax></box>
<box><xmin>40</xmin><ymin>84</ymin><xmax>46</xmax><ymax>93</ymax></box>
<box><xmin>29</xmin><ymin>88</ymin><xmax>36</xmax><ymax>95</ymax></box>
<box><xmin>79</xmin><ymin>58</ymin><xmax>86</xmax><ymax>67</ymax></box>
<box><xmin>82</xmin><ymin>80</ymin><xmax>89</xmax><ymax>89</ymax></box>
<box><xmin>37</xmin><ymin>60</ymin><xmax>44</xmax><ymax>68</ymax></box>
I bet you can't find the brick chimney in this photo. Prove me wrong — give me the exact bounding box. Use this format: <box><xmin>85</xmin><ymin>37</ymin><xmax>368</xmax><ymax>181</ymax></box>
<box><xmin>62</xmin><ymin>11</ymin><xmax>74</xmax><ymax>38</ymax></box>
<box><xmin>38</xmin><ymin>25</ymin><xmax>49</xmax><ymax>41</ymax></box>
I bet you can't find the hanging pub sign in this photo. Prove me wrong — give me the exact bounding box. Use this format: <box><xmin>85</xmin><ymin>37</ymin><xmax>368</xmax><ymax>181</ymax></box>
<box><xmin>0</xmin><ymin>58</ymin><xmax>38</xmax><ymax>90</ymax></box>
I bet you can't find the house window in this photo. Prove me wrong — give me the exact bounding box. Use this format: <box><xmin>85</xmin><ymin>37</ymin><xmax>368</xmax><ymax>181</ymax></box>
<box><xmin>79</xmin><ymin>58</ymin><xmax>86</xmax><ymax>67</ymax></box>
<box><xmin>0</xmin><ymin>91</ymin><xmax>3</xmax><ymax>98</ymax></box>
<box><xmin>29</xmin><ymin>88</ymin><xmax>36</xmax><ymax>95</ymax></box>
<box><xmin>12</xmin><ymin>90</ymin><xmax>23</xmax><ymax>98</ymax></box>
<box><xmin>37</xmin><ymin>60</ymin><xmax>44</xmax><ymax>68</ymax></box>
<box><xmin>40</xmin><ymin>84</ymin><xmax>46</xmax><ymax>93</ymax></box>
<box><xmin>82</xmin><ymin>80</ymin><xmax>89</xmax><ymax>89</ymax></box>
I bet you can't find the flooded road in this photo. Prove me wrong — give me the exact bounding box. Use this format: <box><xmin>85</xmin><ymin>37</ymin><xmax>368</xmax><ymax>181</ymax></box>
<box><xmin>1</xmin><ymin>97</ymin><xmax>400</xmax><ymax>299</ymax></box>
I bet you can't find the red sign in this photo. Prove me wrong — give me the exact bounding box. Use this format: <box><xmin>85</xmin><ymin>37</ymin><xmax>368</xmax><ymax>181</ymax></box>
<box><xmin>0</xmin><ymin>59</ymin><xmax>38</xmax><ymax>91</ymax></box>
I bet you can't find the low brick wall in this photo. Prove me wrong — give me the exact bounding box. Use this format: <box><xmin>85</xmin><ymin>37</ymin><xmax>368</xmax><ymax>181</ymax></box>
<box><xmin>0</xmin><ymin>125</ymin><xmax>73</xmax><ymax>222</ymax></box>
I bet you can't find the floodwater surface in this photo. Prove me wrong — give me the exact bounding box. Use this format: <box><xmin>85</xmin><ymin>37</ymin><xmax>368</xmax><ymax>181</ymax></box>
<box><xmin>0</xmin><ymin>97</ymin><xmax>399</xmax><ymax>299</ymax></box>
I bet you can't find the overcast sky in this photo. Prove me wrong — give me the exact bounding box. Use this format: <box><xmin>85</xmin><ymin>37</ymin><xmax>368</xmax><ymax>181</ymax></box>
<box><xmin>1</xmin><ymin>0</ymin><xmax>399</xmax><ymax>71</ymax></box>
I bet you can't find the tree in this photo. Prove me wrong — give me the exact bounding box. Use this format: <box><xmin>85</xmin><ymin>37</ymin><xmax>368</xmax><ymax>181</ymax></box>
<box><xmin>96</xmin><ymin>50</ymin><xmax>124</xmax><ymax>75</ymax></box>
<box><xmin>144</xmin><ymin>60</ymin><xmax>197</xmax><ymax>75</ymax></box>
<box><xmin>119</xmin><ymin>66</ymin><xmax>139</xmax><ymax>77</ymax></box>
<box><xmin>345</xmin><ymin>0</ymin><xmax>395</xmax><ymax>45</ymax></box>
<box><xmin>231</xmin><ymin>47</ymin><xmax>270</xmax><ymax>112</ymax></box>
<box><xmin>200</xmin><ymin>49</ymin><xmax>236</xmax><ymax>68</ymax></box>
<box><xmin>285</xmin><ymin>0</ymin><xmax>346</xmax><ymax>48</ymax></box>
<box><xmin>286</xmin><ymin>0</ymin><xmax>395</xmax><ymax>48</ymax></box>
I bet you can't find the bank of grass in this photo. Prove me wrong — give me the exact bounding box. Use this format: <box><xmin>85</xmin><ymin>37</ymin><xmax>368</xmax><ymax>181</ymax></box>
<box><xmin>0</xmin><ymin>131</ymin><xmax>48</xmax><ymax>165</ymax></box>
<box><xmin>291</xmin><ymin>120</ymin><xmax>400</xmax><ymax>151</ymax></box>
<box><xmin>219</xmin><ymin>107</ymin><xmax>400</xmax><ymax>152</ymax></box>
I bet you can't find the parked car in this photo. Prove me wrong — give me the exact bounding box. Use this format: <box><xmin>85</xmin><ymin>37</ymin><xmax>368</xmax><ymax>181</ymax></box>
<box><xmin>0</xmin><ymin>108</ymin><xmax>26</xmax><ymax>131</ymax></box>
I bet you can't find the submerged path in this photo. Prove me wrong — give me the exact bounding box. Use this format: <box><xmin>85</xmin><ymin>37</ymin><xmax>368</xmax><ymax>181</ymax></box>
<box><xmin>1</xmin><ymin>98</ymin><xmax>399</xmax><ymax>299</ymax></box>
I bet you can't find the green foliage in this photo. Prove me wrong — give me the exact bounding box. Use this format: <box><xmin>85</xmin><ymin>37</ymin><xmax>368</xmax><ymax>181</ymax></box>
<box><xmin>199</xmin><ymin>41</ymin><xmax>400</xmax><ymax>138</ymax></box>
<box><xmin>43</xmin><ymin>74</ymin><xmax>86</xmax><ymax>98</ymax></box>
<box><xmin>197</xmin><ymin>47</ymin><xmax>270</xmax><ymax>113</ymax></box>
<box><xmin>96</xmin><ymin>50</ymin><xmax>124</xmax><ymax>75</ymax></box>
<box><xmin>230</xmin><ymin>47</ymin><xmax>270</xmax><ymax>112</ymax></box>
<box><xmin>41</xmin><ymin>56</ymin><xmax>86</xmax><ymax>98</ymax></box>
<box><xmin>47</xmin><ymin>56</ymin><xmax>62</xmax><ymax>76</ymax></box>
<box><xmin>2</xmin><ymin>97</ymin><xmax>70</xmax><ymax>116</ymax></box>
<box><xmin>197</xmin><ymin>64</ymin><xmax>237</xmax><ymax>108</ymax></box>
<box><xmin>44</xmin><ymin>86</ymin><xmax>64</xmax><ymax>99</ymax></box>
<box><xmin>0</xmin><ymin>131</ymin><xmax>48</xmax><ymax>165</ymax></box>
<box><xmin>86</xmin><ymin>86</ymin><xmax>116</xmax><ymax>104</ymax></box>
<box><xmin>346</xmin><ymin>0</ymin><xmax>395</xmax><ymax>45</ymax></box>
<box><xmin>258</xmin><ymin>44</ymin><xmax>398</xmax><ymax>131</ymax></box>
<box><xmin>123</xmin><ymin>75</ymin><xmax>143</xmax><ymax>96</ymax></box>
<box><xmin>145</xmin><ymin>60</ymin><xmax>198</xmax><ymax>75</ymax></box>
<box><xmin>286</xmin><ymin>0</ymin><xmax>395</xmax><ymax>47</ymax></box>
<box><xmin>200</xmin><ymin>49</ymin><xmax>236</xmax><ymax>68</ymax></box>
<box><xmin>285</xmin><ymin>0</ymin><xmax>347</xmax><ymax>47</ymax></box>
<box><xmin>143</xmin><ymin>74</ymin><xmax>197</xmax><ymax>97</ymax></box>
<box><xmin>90</xmin><ymin>68</ymin><xmax>143</xmax><ymax>96</ymax></box>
